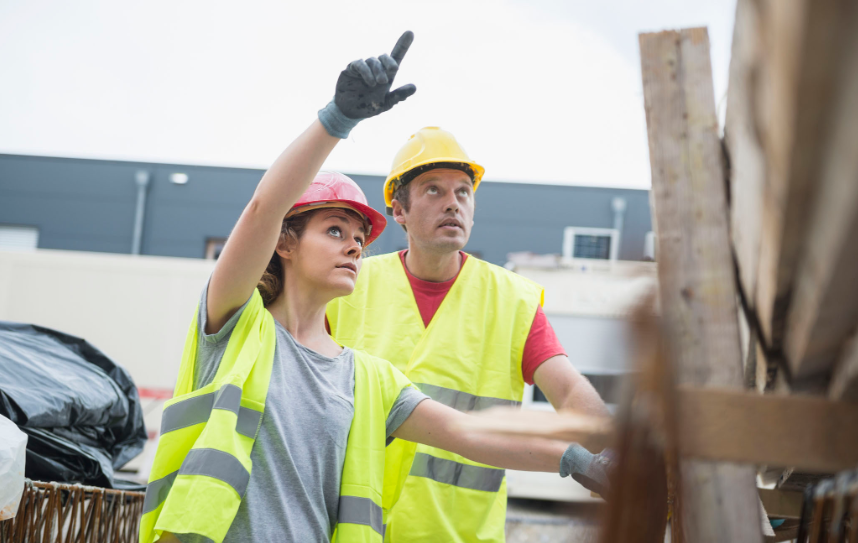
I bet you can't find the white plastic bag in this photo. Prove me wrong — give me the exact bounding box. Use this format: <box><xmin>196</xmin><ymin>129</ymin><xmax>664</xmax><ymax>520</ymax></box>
<box><xmin>0</xmin><ymin>415</ymin><xmax>27</xmax><ymax>520</ymax></box>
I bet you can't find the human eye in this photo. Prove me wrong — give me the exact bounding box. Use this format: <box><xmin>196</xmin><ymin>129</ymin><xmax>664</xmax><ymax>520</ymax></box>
<box><xmin>328</xmin><ymin>226</ymin><xmax>342</xmax><ymax>238</ymax></box>
<box><xmin>427</xmin><ymin>186</ymin><xmax>439</xmax><ymax>195</ymax></box>
<box><xmin>355</xmin><ymin>236</ymin><xmax>365</xmax><ymax>247</ymax></box>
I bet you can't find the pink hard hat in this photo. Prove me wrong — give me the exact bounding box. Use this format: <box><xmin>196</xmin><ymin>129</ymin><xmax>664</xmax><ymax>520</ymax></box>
<box><xmin>287</xmin><ymin>172</ymin><xmax>386</xmax><ymax>246</ymax></box>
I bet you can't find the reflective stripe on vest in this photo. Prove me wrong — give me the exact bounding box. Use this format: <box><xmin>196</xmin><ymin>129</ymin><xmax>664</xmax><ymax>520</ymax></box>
<box><xmin>338</xmin><ymin>496</ymin><xmax>384</xmax><ymax>535</ymax></box>
<box><xmin>409</xmin><ymin>452</ymin><xmax>505</xmax><ymax>493</ymax></box>
<box><xmin>142</xmin><ymin>448</ymin><xmax>251</xmax><ymax>514</ymax></box>
<box><xmin>160</xmin><ymin>383</ymin><xmax>263</xmax><ymax>438</ymax></box>
<box><xmin>415</xmin><ymin>383</ymin><xmax>521</xmax><ymax>412</ymax></box>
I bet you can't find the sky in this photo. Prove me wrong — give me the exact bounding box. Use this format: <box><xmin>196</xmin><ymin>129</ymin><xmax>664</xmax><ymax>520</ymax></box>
<box><xmin>0</xmin><ymin>0</ymin><xmax>736</xmax><ymax>189</ymax></box>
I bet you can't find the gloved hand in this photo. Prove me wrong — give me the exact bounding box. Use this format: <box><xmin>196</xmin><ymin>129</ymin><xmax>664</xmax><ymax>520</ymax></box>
<box><xmin>559</xmin><ymin>444</ymin><xmax>615</xmax><ymax>499</ymax></box>
<box><xmin>318</xmin><ymin>31</ymin><xmax>417</xmax><ymax>139</ymax></box>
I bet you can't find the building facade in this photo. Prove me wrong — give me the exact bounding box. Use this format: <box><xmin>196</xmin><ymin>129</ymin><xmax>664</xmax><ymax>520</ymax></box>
<box><xmin>0</xmin><ymin>154</ymin><xmax>652</xmax><ymax>265</ymax></box>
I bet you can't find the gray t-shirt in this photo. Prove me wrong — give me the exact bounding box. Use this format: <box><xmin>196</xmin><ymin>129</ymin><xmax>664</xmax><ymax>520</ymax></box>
<box><xmin>176</xmin><ymin>285</ymin><xmax>427</xmax><ymax>543</ymax></box>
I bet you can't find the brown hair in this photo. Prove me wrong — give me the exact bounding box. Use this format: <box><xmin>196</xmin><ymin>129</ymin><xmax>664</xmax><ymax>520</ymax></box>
<box><xmin>257</xmin><ymin>207</ymin><xmax>369</xmax><ymax>306</ymax></box>
<box><xmin>391</xmin><ymin>183</ymin><xmax>412</xmax><ymax>233</ymax></box>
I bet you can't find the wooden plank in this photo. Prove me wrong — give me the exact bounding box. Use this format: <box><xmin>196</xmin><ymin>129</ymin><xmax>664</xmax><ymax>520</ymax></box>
<box><xmin>752</xmin><ymin>0</ymin><xmax>846</xmax><ymax>349</ymax></box>
<box><xmin>677</xmin><ymin>387</ymin><xmax>858</xmax><ymax>472</ymax></box>
<box><xmin>600</xmin><ymin>302</ymin><xmax>674</xmax><ymax>543</ymax></box>
<box><xmin>639</xmin><ymin>27</ymin><xmax>763</xmax><ymax>542</ymax></box>
<box><xmin>459</xmin><ymin>388</ymin><xmax>858</xmax><ymax>473</ymax></box>
<box><xmin>724</xmin><ymin>0</ymin><xmax>766</xmax><ymax>310</ymax></box>
<box><xmin>758</xmin><ymin>488</ymin><xmax>804</xmax><ymax>520</ymax></box>
<box><xmin>829</xmin><ymin>332</ymin><xmax>858</xmax><ymax>401</ymax></box>
<box><xmin>782</xmin><ymin>1</ymin><xmax>858</xmax><ymax>379</ymax></box>
<box><xmin>598</xmin><ymin>399</ymin><xmax>668</xmax><ymax>543</ymax></box>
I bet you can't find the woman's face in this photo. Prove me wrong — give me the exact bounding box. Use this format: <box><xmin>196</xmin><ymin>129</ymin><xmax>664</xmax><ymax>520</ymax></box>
<box><xmin>286</xmin><ymin>208</ymin><xmax>367</xmax><ymax>299</ymax></box>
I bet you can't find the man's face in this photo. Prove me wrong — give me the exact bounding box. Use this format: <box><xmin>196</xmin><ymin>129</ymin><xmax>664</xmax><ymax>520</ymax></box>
<box><xmin>393</xmin><ymin>168</ymin><xmax>475</xmax><ymax>254</ymax></box>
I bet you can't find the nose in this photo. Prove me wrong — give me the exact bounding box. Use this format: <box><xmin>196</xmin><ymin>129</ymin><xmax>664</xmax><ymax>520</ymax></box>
<box><xmin>345</xmin><ymin>239</ymin><xmax>362</xmax><ymax>258</ymax></box>
<box><xmin>443</xmin><ymin>190</ymin><xmax>459</xmax><ymax>213</ymax></box>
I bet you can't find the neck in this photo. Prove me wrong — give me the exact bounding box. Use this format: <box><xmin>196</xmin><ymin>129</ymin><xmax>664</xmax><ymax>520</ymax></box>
<box><xmin>267</xmin><ymin>272</ymin><xmax>339</xmax><ymax>354</ymax></box>
<box><xmin>404</xmin><ymin>243</ymin><xmax>462</xmax><ymax>282</ymax></box>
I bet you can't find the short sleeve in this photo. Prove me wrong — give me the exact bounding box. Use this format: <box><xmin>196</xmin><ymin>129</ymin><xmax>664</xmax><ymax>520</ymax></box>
<box><xmin>193</xmin><ymin>279</ymin><xmax>254</xmax><ymax>389</ymax></box>
<box><xmin>385</xmin><ymin>386</ymin><xmax>429</xmax><ymax>438</ymax></box>
<box><xmin>521</xmin><ymin>305</ymin><xmax>567</xmax><ymax>385</ymax></box>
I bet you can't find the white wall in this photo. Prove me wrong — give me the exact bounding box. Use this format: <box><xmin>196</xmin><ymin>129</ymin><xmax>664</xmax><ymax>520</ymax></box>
<box><xmin>0</xmin><ymin>249</ymin><xmax>214</xmax><ymax>390</ymax></box>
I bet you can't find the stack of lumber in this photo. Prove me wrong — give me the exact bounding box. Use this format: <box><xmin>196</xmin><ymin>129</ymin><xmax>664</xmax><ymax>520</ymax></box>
<box><xmin>725</xmin><ymin>0</ymin><xmax>858</xmax><ymax>397</ymax></box>
<box><xmin>723</xmin><ymin>0</ymin><xmax>858</xmax><ymax>511</ymax></box>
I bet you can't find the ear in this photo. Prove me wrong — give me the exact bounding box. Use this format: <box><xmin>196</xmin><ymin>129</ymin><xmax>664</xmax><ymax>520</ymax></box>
<box><xmin>274</xmin><ymin>232</ymin><xmax>296</xmax><ymax>261</ymax></box>
<box><xmin>391</xmin><ymin>199</ymin><xmax>407</xmax><ymax>227</ymax></box>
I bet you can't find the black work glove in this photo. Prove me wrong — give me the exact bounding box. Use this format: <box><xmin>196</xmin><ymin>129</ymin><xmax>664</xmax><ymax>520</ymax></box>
<box><xmin>318</xmin><ymin>31</ymin><xmax>417</xmax><ymax>138</ymax></box>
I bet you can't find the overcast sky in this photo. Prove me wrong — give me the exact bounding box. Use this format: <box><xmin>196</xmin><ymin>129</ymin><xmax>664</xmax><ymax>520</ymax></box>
<box><xmin>0</xmin><ymin>0</ymin><xmax>736</xmax><ymax>189</ymax></box>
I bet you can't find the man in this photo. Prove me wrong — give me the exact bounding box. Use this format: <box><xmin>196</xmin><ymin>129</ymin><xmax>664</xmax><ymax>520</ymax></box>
<box><xmin>327</xmin><ymin>127</ymin><xmax>611</xmax><ymax>542</ymax></box>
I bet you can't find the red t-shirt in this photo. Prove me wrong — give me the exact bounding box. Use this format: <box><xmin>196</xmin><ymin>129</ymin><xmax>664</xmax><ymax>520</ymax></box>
<box><xmin>398</xmin><ymin>251</ymin><xmax>566</xmax><ymax>385</ymax></box>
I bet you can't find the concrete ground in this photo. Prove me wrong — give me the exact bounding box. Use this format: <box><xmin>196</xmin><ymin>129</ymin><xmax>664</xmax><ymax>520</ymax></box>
<box><xmin>505</xmin><ymin>499</ymin><xmax>604</xmax><ymax>543</ymax></box>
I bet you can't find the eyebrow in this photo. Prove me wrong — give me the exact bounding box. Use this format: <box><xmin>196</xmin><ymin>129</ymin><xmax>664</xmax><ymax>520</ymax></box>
<box><xmin>418</xmin><ymin>175</ymin><xmax>472</xmax><ymax>187</ymax></box>
<box><xmin>326</xmin><ymin>213</ymin><xmax>367</xmax><ymax>234</ymax></box>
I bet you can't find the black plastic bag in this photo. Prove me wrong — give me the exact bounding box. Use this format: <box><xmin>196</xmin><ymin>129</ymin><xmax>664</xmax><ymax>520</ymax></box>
<box><xmin>0</xmin><ymin>321</ymin><xmax>147</xmax><ymax>489</ymax></box>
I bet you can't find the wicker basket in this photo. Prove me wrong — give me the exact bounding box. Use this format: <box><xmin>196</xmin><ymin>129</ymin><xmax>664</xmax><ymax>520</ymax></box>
<box><xmin>0</xmin><ymin>480</ymin><xmax>144</xmax><ymax>543</ymax></box>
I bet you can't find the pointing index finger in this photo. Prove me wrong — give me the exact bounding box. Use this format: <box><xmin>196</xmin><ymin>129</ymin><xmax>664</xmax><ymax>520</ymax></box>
<box><xmin>390</xmin><ymin>31</ymin><xmax>414</xmax><ymax>64</ymax></box>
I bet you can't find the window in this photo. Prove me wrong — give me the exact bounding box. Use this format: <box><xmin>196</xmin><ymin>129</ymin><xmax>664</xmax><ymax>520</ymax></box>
<box><xmin>0</xmin><ymin>225</ymin><xmax>39</xmax><ymax>251</ymax></box>
<box><xmin>562</xmin><ymin>227</ymin><xmax>619</xmax><ymax>260</ymax></box>
<box><xmin>205</xmin><ymin>238</ymin><xmax>227</xmax><ymax>260</ymax></box>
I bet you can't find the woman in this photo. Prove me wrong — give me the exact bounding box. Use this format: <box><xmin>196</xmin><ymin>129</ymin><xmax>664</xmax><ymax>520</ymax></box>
<box><xmin>140</xmin><ymin>32</ymin><xmax>594</xmax><ymax>543</ymax></box>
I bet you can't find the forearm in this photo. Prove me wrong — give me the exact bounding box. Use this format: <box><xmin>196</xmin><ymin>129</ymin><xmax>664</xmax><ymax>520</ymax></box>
<box><xmin>207</xmin><ymin>120</ymin><xmax>338</xmax><ymax>327</ymax></box>
<box><xmin>250</xmin><ymin>119</ymin><xmax>339</xmax><ymax>216</ymax></box>
<box><xmin>534</xmin><ymin>355</ymin><xmax>610</xmax><ymax>418</ymax></box>
<box><xmin>559</xmin><ymin>375</ymin><xmax>610</xmax><ymax>416</ymax></box>
<box><xmin>394</xmin><ymin>400</ymin><xmax>565</xmax><ymax>473</ymax></box>
<box><xmin>453</xmin><ymin>423</ymin><xmax>567</xmax><ymax>472</ymax></box>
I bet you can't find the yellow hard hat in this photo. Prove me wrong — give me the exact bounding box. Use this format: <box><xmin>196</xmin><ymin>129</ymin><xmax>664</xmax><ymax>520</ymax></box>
<box><xmin>384</xmin><ymin>127</ymin><xmax>485</xmax><ymax>215</ymax></box>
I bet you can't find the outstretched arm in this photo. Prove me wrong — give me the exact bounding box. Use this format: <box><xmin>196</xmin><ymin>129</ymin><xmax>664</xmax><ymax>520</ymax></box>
<box><xmin>392</xmin><ymin>399</ymin><xmax>567</xmax><ymax>472</ymax></box>
<box><xmin>205</xmin><ymin>32</ymin><xmax>416</xmax><ymax>334</ymax></box>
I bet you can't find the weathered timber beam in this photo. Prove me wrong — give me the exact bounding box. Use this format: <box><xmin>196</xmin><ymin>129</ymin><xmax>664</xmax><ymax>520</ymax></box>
<box><xmin>676</xmin><ymin>387</ymin><xmax>858</xmax><ymax>473</ymax></box>
<box><xmin>640</xmin><ymin>26</ymin><xmax>762</xmax><ymax>542</ymax></box>
<box><xmin>751</xmin><ymin>0</ymin><xmax>851</xmax><ymax>350</ymax></box>
<box><xmin>724</xmin><ymin>0</ymin><xmax>765</xmax><ymax>311</ymax></box>
<box><xmin>829</xmin><ymin>333</ymin><xmax>858</xmax><ymax>401</ymax></box>
<box><xmin>782</xmin><ymin>1</ymin><xmax>858</xmax><ymax>379</ymax></box>
<box><xmin>459</xmin><ymin>389</ymin><xmax>858</xmax><ymax>473</ymax></box>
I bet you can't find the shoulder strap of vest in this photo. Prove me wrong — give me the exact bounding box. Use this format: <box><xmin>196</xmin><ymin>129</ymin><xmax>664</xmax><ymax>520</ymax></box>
<box><xmin>466</xmin><ymin>255</ymin><xmax>545</xmax><ymax>307</ymax></box>
<box><xmin>173</xmin><ymin>290</ymin><xmax>273</xmax><ymax>397</ymax></box>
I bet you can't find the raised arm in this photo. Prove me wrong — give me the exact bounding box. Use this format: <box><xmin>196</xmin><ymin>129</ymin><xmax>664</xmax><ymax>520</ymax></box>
<box><xmin>206</xmin><ymin>31</ymin><xmax>417</xmax><ymax>333</ymax></box>
<box><xmin>206</xmin><ymin>122</ymin><xmax>337</xmax><ymax>333</ymax></box>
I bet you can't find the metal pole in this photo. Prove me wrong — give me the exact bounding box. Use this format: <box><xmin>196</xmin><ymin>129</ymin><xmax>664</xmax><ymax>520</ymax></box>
<box><xmin>131</xmin><ymin>170</ymin><xmax>150</xmax><ymax>255</ymax></box>
<box><xmin>612</xmin><ymin>196</ymin><xmax>627</xmax><ymax>259</ymax></box>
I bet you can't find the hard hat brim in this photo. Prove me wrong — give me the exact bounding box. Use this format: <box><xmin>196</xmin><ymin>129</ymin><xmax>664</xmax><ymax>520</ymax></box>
<box><xmin>383</xmin><ymin>159</ymin><xmax>485</xmax><ymax>213</ymax></box>
<box><xmin>287</xmin><ymin>200</ymin><xmax>387</xmax><ymax>246</ymax></box>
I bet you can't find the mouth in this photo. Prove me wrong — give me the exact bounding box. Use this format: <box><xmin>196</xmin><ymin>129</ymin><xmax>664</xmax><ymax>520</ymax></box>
<box><xmin>437</xmin><ymin>218</ymin><xmax>463</xmax><ymax>230</ymax></box>
<box><xmin>336</xmin><ymin>262</ymin><xmax>357</xmax><ymax>274</ymax></box>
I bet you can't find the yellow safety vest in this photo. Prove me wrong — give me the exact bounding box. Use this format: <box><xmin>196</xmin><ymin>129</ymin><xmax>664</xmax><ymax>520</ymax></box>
<box><xmin>327</xmin><ymin>252</ymin><xmax>544</xmax><ymax>543</ymax></box>
<box><xmin>140</xmin><ymin>289</ymin><xmax>413</xmax><ymax>543</ymax></box>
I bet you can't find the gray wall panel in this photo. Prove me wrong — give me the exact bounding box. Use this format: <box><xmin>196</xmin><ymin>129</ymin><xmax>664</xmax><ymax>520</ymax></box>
<box><xmin>0</xmin><ymin>154</ymin><xmax>651</xmax><ymax>265</ymax></box>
